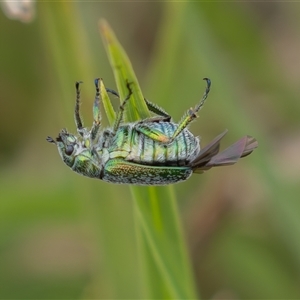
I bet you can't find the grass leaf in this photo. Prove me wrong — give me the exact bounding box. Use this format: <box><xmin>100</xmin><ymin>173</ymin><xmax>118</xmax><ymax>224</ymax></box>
<box><xmin>100</xmin><ymin>78</ymin><xmax>116</xmax><ymax>126</ymax></box>
<box><xmin>99</xmin><ymin>19</ymin><xmax>150</xmax><ymax>122</ymax></box>
<box><xmin>99</xmin><ymin>19</ymin><xmax>198</xmax><ymax>299</ymax></box>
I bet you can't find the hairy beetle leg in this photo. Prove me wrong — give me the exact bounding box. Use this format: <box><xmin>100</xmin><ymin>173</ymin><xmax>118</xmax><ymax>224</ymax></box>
<box><xmin>75</xmin><ymin>81</ymin><xmax>84</xmax><ymax>136</ymax></box>
<box><xmin>164</xmin><ymin>78</ymin><xmax>211</xmax><ymax>144</ymax></box>
<box><xmin>106</xmin><ymin>87</ymin><xmax>171</xmax><ymax>121</ymax></box>
<box><xmin>90</xmin><ymin>78</ymin><xmax>102</xmax><ymax>140</ymax></box>
<box><xmin>112</xmin><ymin>81</ymin><xmax>133</xmax><ymax>134</ymax></box>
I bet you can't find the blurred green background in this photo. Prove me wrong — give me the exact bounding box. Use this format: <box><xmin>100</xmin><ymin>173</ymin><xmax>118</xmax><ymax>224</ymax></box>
<box><xmin>1</xmin><ymin>2</ymin><xmax>300</xmax><ymax>299</ymax></box>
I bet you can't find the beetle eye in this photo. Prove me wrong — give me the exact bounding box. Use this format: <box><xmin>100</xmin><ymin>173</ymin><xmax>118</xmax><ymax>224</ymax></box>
<box><xmin>65</xmin><ymin>144</ymin><xmax>74</xmax><ymax>155</ymax></box>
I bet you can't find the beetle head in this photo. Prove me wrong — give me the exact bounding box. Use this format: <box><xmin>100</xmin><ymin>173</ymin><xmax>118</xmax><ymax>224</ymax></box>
<box><xmin>47</xmin><ymin>129</ymin><xmax>102</xmax><ymax>178</ymax></box>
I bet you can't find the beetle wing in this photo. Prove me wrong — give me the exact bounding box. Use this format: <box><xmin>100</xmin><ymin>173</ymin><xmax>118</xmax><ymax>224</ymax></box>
<box><xmin>191</xmin><ymin>131</ymin><xmax>258</xmax><ymax>173</ymax></box>
<box><xmin>190</xmin><ymin>130</ymin><xmax>228</xmax><ymax>170</ymax></box>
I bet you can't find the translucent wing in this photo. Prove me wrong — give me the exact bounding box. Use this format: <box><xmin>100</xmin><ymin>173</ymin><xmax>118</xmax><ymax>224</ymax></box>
<box><xmin>191</xmin><ymin>130</ymin><xmax>258</xmax><ymax>173</ymax></box>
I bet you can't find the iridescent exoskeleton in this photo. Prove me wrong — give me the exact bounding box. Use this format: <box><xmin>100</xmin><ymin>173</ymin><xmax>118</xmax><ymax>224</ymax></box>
<box><xmin>47</xmin><ymin>78</ymin><xmax>258</xmax><ymax>185</ymax></box>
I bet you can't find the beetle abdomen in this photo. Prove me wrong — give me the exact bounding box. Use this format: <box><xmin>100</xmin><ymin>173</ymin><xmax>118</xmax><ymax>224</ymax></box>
<box><xmin>110</xmin><ymin>122</ymin><xmax>200</xmax><ymax>166</ymax></box>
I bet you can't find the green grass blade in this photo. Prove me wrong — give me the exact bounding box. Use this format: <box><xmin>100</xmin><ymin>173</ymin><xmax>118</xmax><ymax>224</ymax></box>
<box><xmin>100</xmin><ymin>78</ymin><xmax>116</xmax><ymax>126</ymax></box>
<box><xmin>99</xmin><ymin>19</ymin><xmax>150</xmax><ymax>122</ymax></box>
<box><xmin>131</xmin><ymin>186</ymin><xmax>198</xmax><ymax>299</ymax></box>
<box><xmin>99</xmin><ymin>19</ymin><xmax>198</xmax><ymax>299</ymax></box>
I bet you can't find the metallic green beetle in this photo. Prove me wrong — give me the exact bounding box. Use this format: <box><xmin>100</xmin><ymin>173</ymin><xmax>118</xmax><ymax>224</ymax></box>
<box><xmin>47</xmin><ymin>78</ymin><xmax>258</xmax><ymax>185</ymax></box>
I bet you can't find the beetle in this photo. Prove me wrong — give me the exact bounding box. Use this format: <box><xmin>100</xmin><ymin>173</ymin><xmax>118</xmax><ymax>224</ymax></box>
<box><xmin>47</xmin><ymin>78</ymin><xmax>258</xmax><ymax>185</ymax></box>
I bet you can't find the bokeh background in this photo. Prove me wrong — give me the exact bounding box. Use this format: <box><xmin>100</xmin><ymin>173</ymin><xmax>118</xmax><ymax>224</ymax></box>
<box><xmin>1</xmin><ymin>2</ymin><xmax>300</xmax><ymax>299</ymax></box>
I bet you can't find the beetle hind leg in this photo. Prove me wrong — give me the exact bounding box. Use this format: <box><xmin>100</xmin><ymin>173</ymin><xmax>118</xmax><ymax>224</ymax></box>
<box><xmin>106</xmin><ymin>86</ymin><xmax>171</xmax><ymax>121</ymax></box>
<box><xmin>144</xmin><ymin>98</ymin><xmax>171</xmax><ymax>121</ymax></box>
<box><xmin>168</xmin><ymin>78</ymin><xmax>211</xmax><ymax>143</ymax></box>
<box><xmin>136</xmin><ymin>78</ymin><xmax>211</xmax><ymax>145</ymax></box>
<box><xmin>135</xmin><ymin>123</ymin><xmax>172</xmax><ymax>143</ymax></box>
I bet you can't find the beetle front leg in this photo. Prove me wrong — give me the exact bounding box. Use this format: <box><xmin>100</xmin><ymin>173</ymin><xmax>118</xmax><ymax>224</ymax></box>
<box><xmin>91</xmin><ymin>78</ymin><xmax>102</xmax><ymax>141</ymax></box>
<box><xmin>75</xmin><ymin>81</ymin><xmax>84</xmax><ymax>136</ymax></box>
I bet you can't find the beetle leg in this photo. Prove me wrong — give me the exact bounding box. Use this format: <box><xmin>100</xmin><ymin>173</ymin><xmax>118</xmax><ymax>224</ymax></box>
<box><xmin>106</xmin><ymin>87</ymin><xmax>119</xmax><ymax>98</ymax></box>
<box><xmin>136</xmin><ymin>78</ymin><xmax>211</xmax><ymax>144</ymax></box>
<box><xmin>137</xmin><ymin>116</ymin><xmax>170</xmax><ymax>124</ymax></box>
<box><xmin>75</xmin><ymin>81</ymin><xmax>84</xmax><ymax>136</ymax></box>
<box><xmin>144</xmin><ymin>98</ymin><xmax>171</xmax><ymax>121</ymax></box>
<box><xmin>112</xmin><ymin>81</ymin><xmax>133</xmax><ymax>134</ymax></box>
<box><xmin>91</xmin><ymin>78</ymin><xmax>102</xmax><ymax>141</ymax></box>
<box><xmin>106</xmin><ymin>87</ymin><xmax>171</xmax><ymax>121</ymax></box>
<box><xmin>168</xmin><ymin>78</ymin><xmax>211</xmax><ymax>143</ymax></box>
<box><xmin>136</xmin><ymin>124</ymin><xmax>171</xmax><ymax>143</ymax></box>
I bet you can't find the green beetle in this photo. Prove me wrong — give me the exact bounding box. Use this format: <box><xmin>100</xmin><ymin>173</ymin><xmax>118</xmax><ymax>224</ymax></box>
<box><xmin>47</xmin><ymin>78</ymin><xmax>258</xmax><ymax>185</ymax></box>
